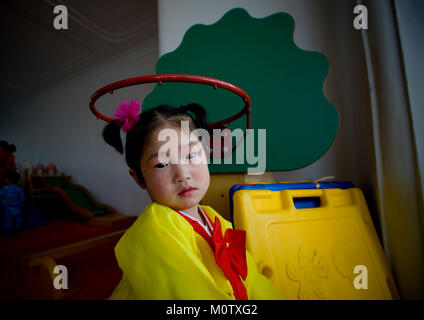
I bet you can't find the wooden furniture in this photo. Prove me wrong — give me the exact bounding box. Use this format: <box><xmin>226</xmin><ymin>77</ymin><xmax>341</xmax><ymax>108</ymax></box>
<box><xmin>27</xmin><ymin>174</ymin><xmax>133</xmax><ymax>227</ymax></box>
<box><xmin>0</xmin><ymin>217</ymin><xmax>136</xmax><ymax>300</ymax></box>
<box><xmin>1</xmin><ymin>166</ymin><xmax>137</xmax><ymax>300</ymax></box>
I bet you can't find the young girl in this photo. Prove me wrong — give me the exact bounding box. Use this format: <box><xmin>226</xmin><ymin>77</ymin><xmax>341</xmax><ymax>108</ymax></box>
<box><xmin>103</xmin><ymin>101</ymin><xmax>282</xmax><ymax>300</ymax></box>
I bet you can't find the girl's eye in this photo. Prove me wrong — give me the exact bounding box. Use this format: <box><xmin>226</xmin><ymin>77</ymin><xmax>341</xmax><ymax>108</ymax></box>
<box><xmin>154</xmin><ymin>162</ymin><xmax>168</xmax><ymax>168</ymax></box>
<box><xmin>187</xmin><ymin>152</ymin><xmax>196</xmax><ymax>160</ymax></box>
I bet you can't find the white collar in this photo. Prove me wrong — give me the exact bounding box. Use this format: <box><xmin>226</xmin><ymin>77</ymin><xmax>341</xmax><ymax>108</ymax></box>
<box><xmin>179</xmin><ymin>206</ymin><xmax>213</xmax><ymax>237</ymax></box>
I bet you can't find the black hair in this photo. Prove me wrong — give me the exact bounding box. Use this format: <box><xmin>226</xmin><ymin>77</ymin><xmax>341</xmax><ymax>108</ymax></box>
<box><xmin>102</xmin><ymin>103</ymin><xmax>208</xmax><ymax>185</ymax></box>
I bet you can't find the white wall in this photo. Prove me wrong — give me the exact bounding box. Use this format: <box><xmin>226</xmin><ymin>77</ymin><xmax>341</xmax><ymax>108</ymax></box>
<box><xmin>0</xmin><ymin>39</ymin><xmax>158</xmax><ymax>216</ymax></box>
<box><xmin>364</xmin><ymin>0</ymin><xmax>424</xmax><ymax>298</ymax></box>
<box><xmin>394</xmin><ymin>0</ymin><xmax>424</xmax><ymax>206</ymax></box>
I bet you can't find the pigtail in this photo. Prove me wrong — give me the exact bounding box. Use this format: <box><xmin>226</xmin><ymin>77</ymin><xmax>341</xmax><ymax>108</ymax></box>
<box><xmin>102</xmin><ymin>120</ymin><xmax>124</xmax><ymax>154</ymax></box>
<box><xmin>181</xmin><ymin>103</ymin><xmax>208</xmax><ymax>130</ymax></box>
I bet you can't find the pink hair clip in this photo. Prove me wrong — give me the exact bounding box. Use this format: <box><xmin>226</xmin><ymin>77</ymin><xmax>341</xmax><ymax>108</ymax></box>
<box><xmin>113</xmin><ymin>99</ymin><xmax>141</xmax><ymax>132</ymax></box>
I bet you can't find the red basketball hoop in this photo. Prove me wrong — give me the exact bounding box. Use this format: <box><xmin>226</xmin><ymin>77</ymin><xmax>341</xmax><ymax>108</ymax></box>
<box><xmin>90</xmin><ymin>74</ymin><xmax>250</xmax><ymax>129</ymax></box>
<box><xmin>89</xmin><ymin>74</ymin><xmax>251</xmax><ymax>157</ymax></box>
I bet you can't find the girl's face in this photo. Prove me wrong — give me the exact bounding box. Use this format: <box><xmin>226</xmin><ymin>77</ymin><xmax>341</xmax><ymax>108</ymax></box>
<box><xmin>135</xmin><ymin>124</ymin><xmax>210</xmax><ymax>215</ymax></box>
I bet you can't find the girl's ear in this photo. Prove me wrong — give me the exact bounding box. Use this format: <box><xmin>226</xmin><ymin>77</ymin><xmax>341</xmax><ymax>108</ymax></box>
<box><xmin>129</xmin><ymin>168</ymin><xmax>146</xmax><ymax>189</ymax></box>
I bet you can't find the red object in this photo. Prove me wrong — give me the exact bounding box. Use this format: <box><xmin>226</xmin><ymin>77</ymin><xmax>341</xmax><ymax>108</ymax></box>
<box><xmin>89</xmin><ymin>74</ymin><xmax>251</xmax><ymax>158</ymax></box>
<box><xmin>175</xmin><ymin>209</ymin><xmax>248</xmax><ymax>300</ymax></box>
<box><xmin>90</xmin><ymin>74</ymin><xmax>250</xmax><ymax>130</ymax></box>
<box><xmin>212</xmin><ymin>217</ymin><xmax>248</xmax><ymax>300</ymax></box>
<box><xmin>45</xmin><ymin>163</ymin><xmax>58</xmax><ymax>176</ymax></box>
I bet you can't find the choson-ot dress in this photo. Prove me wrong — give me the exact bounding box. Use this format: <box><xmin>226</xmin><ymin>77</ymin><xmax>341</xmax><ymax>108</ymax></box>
<box><xmin>110</xmin><ymin>202</ymin><xmax>282</xmax><ymax>300</ymax></box>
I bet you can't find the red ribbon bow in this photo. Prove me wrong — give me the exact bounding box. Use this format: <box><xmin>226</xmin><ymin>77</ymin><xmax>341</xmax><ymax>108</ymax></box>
<box><xmin>212</xmin><ymin>217</ymin><xmax>248</xmax><ymax>300</ymax></box>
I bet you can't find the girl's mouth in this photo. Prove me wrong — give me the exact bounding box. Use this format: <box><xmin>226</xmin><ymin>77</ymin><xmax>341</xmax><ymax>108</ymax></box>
<box><xmin>178</xmin><ymin>186</ymin><xmax>196</xmax><ymax>197</ymax></box>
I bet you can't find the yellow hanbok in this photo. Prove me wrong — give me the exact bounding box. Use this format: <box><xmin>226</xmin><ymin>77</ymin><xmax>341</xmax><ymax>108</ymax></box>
<box><xmin>110</xmin><ymin>202</ymin><xmax>282</xmax><ymax>300</ymax></box>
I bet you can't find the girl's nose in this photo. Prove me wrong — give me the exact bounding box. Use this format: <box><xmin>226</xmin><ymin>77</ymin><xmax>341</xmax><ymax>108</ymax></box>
<box><xmin>173</xmin><ymin>164</ymin><xmax>191</xmax><ymax>183</ymax></box>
